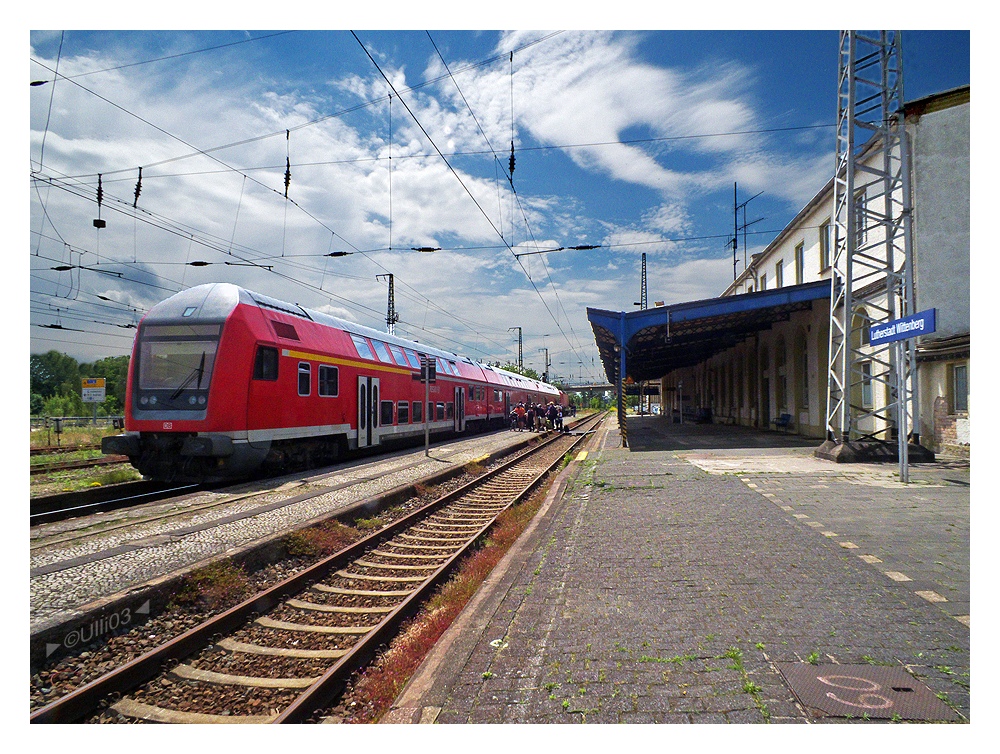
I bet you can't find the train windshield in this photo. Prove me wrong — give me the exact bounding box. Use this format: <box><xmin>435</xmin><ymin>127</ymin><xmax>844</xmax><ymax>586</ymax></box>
<box><xmin>136</xmin><ymin>323</ymin><xmax>222</xmax><ymax>410</ymax></box>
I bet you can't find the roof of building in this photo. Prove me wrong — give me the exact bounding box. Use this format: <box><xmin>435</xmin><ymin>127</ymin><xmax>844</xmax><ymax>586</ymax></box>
<box><xmin>587</xmin><ymin>280</ymin><xmax>830</xmax><ymax>384</ymax></box>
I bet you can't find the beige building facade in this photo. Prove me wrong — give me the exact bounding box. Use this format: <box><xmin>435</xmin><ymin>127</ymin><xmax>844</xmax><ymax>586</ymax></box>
<box><xmin>657</xmin><ymin>86</ymin><xmax>969</xmax><ymax>455</ymax></box>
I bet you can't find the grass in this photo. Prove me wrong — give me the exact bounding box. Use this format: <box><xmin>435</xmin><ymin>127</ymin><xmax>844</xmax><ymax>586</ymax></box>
<box><xmin>171</xmin><ymin>561</ymin><xmax>250</xmax><ymax>611</ymax></box>
<box><xmin>30</xmin><ymin>423</ymin><xmax>118</xmax><ymax>449</ymax></box>
<box><xmin>30</xmin><ymin>423</ymin><xmax>142</xmax><ymax>495</ymax></box>
<box><xmin>284</xmin><ymin>521</ymin><xmax>359</xmax><ymax>557</ymax></box>
<box><xmin>720</xmin><ymin>645</ymin><xmax>771</xmax><ymax>723</ymax></box>
<box><xmin>32</xmin><ymin>465</ymin><xmax>144</xmax><ymax>496</ymax></box>
<box><xmin>353</xmin><ymin>515</ymin><xmax>384</xmax><ymax>530</ymax></box>
<box><xmin>30</xmin><ymin>447</ymin><xmax>105</xmax><ymax>465</ymax></box>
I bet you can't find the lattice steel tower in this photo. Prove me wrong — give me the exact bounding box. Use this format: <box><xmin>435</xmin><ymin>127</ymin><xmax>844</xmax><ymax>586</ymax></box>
<box><xmin>376</xmin><ymin>274</ymin><xmax>399</xmax><ymax>335</ymax></box>
<box><xmin>825</xmin><ymin>31</ymin><xmax>917</xmax><ymax>453</ymax></box>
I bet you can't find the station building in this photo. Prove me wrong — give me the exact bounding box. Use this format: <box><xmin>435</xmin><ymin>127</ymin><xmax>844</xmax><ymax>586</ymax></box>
<box><xmin>589</xmin><ymin>85</ymin><xmax>969</xmax><ymax>457</ymax></box>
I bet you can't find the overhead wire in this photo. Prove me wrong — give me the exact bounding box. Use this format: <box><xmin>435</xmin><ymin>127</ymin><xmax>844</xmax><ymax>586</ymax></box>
<box><xmin>31</xmin><ymin>32</ymin><xmax>568</xmax><ymax>361</ymax></box>
<box><xmin>31</xmin><ymin>30</ymin><xmax>812</xmax><ymax>371</ymax></box>
<box><xmin>352</xmin><ymin>30</ymin><xmax>591</xmax><ymax>368</ymax></box>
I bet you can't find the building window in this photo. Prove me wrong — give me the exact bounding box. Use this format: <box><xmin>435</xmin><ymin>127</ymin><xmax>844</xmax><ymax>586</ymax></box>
<box><xmin>775</xmin><ymin>259</ymin><xmax>784</xmax><ymax>288</ymax></box>
<box><xmin>858</xmin><ymin>309</ymin><xmax>871</xmax><ymax>346</ymax></box>
<box><xmin>953</xmin><ymin>364</ymin><xmax>969</xmax><ymax>413</ymax></box>
<box><xmin>819</xmin><ymin>219</ymin><xmax>833</xmax><ymax>269</ymax></box>
<box><xmin>319</xmin><ymin>365</ymin><xmax>339</xmax><ymax>397</ymax></box>
<box><xmin>861</xmin><ymin>361</ymin><xmax>873</xmax><ymax>407</ymax></box>
<box><xmin>854</xmin><ymin>190</ymin><xmax>867</xmax><ymax>247</ymax></box>
<box><xmin>298</xmin><ymin>362</ymin><xmax>311</xmax><ymax>396</ymax></box>
<box><xmin>794</xmin><ymin>243</ymin><xmax>804</xmax><ymax>284</ymax></box>
<box><xmin>760</xmin><ymin>273</ymin><xmax>766</xmax><ymax>291</ymax></box>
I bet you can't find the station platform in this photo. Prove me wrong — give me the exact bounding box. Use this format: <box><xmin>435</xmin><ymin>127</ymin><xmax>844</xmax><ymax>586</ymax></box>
<box><xmin>385</xmin><ymin>414</ymin><xmax>971</xmax><ymax>724</ymax></box>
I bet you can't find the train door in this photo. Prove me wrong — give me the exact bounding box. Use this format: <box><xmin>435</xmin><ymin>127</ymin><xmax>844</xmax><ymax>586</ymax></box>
<box><xmin>358</xmin><ymin>376</ymin><xmax>381</xmax><ymax>448</ymax></box>
<box><xmin>454</xmin><ymin>385</ymin><xmax>466</xmax><ymax>432</ymax></box>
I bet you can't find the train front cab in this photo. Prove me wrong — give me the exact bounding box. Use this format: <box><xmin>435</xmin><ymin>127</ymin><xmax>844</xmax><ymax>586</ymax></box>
<box><xmin>104</xmin><ymin>287</ymin><xmax>270</xmax><ymax>481</ymax></box>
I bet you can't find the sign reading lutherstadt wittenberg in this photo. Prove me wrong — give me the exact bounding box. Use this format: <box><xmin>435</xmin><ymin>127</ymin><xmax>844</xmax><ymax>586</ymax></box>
<box><xmin>868</xmin><ymin>309</ymin><xmax>937</xmax><ymax>347</ymax></box>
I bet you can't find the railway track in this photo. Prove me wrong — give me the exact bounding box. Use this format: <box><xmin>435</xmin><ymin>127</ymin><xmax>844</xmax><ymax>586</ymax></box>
<box><xmin>31</xmin><ymin>412</ymin><xmax>603</xmax><ymax>724</ymax></box>
<box><xmin>30</xmin><ymin>423</ymin><xmax>530</xmax><ymax>527</ymax></box>
<box><xmin>30</xmin><ymin>455</ymin><xmax>129</xmax><ymax>475</ymax></box>
<box><xmin>30</xmin><ymin>480</ymin><xmax>203</xmax><ymax>526</ymax></box>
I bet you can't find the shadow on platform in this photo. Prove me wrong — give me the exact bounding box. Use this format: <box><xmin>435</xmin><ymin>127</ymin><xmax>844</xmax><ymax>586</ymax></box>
<box><xmin>623</xmin><ymin>414</ymin><xmax>823</xmax><ymax>453</ymax></box>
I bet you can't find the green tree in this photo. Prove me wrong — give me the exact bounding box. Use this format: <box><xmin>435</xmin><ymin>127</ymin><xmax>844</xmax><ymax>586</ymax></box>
<box><xmin>42</xmin><ymin>392</ymin><xmax>85</xmax><ymax>417</ymax></box>
<box><xmin>493</xmin><ymin>361</ymin><xmax>541</xmax><ymax>380</ymax></box>
<box><xmin>30</xmin><ymin>351</ymin><xmax>81</xmax><ymax>399</ymax></box>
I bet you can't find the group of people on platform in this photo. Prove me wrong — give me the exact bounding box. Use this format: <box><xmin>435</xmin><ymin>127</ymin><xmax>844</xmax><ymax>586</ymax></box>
<box><xmin>510</xmin><ymin>401</ymin><xmax>569</xmax><ymax>432</ymax></box>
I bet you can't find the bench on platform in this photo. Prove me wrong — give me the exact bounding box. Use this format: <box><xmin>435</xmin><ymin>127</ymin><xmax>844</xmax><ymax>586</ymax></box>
<box><xmin>771</xmin><ymin>413</ymin><xmax>792</xmax><ymax>433</ymax></box>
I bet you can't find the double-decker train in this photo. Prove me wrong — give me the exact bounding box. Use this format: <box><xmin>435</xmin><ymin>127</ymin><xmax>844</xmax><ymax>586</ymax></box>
<box><xmin>102</xmin><ymin>283</ymin><xmax>568</xmax><ymax>482</ymax></box>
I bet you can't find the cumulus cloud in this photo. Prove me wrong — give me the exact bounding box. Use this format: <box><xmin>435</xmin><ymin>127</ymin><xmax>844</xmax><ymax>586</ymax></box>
<box><xmin>29</xmin><ymin>31</ymin><xmax>830</xmax><ymax>382</ymax></box>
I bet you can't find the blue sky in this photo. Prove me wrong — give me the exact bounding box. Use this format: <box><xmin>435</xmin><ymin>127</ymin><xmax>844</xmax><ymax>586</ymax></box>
<box><xmin>28</xmin><ymin>25</ymin><xmax>971</xmax><ymax>384</ymax></box>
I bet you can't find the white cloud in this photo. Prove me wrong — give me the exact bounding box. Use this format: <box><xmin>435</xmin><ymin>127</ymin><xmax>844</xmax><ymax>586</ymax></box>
<box><xmin>28</xmin><ymin>31</ymin><xmax>829</xmax><ymax>383</ymax></box>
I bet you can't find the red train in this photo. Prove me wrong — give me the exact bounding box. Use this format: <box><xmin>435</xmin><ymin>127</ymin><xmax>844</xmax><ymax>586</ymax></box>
<box><xmin>103</xmin><ymin>283</ymin><xmax>568</xmax><ymax>482</ymax></box>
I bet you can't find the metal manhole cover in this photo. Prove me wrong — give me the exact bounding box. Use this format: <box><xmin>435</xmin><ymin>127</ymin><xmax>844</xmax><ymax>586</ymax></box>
<box><xmin>775</xmin><ymin>663</ymin><xmax>961</xmax><ymax>721</ymax></box>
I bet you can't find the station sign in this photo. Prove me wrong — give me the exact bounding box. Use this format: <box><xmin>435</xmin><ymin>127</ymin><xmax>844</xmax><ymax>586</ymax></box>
<box><xmin>81</xmin><ymin>377</ymin><xmax>106</xmax><ymax>403</ymax></box>
<box><xmin>869</xmin><ymin>309</ymin><xmax>936</xmax><ymax>347</ymax></box>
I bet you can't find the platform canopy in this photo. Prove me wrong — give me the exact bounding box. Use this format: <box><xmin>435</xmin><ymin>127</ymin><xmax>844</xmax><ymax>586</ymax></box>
<box><xmin>587</xmin><ymin>280</ymin><xmax>831</xmax><ymax>384</ymax></box>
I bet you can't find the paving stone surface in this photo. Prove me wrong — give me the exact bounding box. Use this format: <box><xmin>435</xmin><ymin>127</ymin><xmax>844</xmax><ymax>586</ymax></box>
<box><xmin>388</xmin><ymin>416</ymin><xmax>971</xmax><ymax>724</ymax></box>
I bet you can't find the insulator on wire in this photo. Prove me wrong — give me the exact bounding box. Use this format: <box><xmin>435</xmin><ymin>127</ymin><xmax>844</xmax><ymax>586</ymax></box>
<box><xmin>284</xmin><ymin>129</ymin><xmax>291</xmax><ymax>198</ymax></box>
<box><xmin>133</xmin><ymin>167</ymin><xmax>143</xmax><ymax>208</ymax></box>
<box><xmin>508</xmin><ymin>141</ymin><xmax>515</xmax><ymax>176</ymax></box>
<box><xmin>93</xmin><ymin>174</ymin><xmax>106</xmax><ymax>229</ymax></box>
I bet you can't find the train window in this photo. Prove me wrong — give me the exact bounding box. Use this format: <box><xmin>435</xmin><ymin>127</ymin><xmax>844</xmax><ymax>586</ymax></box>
<box><xmin>319</xmin><ymin>365</ymin><xmax>339</xmax><ymax>397</ymax></box>
<box><xmin>436</xmin><ymin>402</ymin><xmax>445</xmax><ymax>420</ymax></box>
<box><xmin>388</xmin><ymin>344</ymin><xmax>407</xmax><ymax>365</ymax></box>
<box><xmin>298</xmin><ymin>362</ymin><xmax>311</xmax><ymax>396</ymax></box>
<box><xmin>371</xmin><ymin>340</ymin><xmax>392</xmax><ymax>362</ymax></box>
<box><xmin>436</xmin><ymin>358</ymin><xmax>447</xmax><ymax>377</ymax></box>
<box><xmin>446</xmin><ymin>402</ymin><xmax>454</xmax><ymax>419</ymax></box>
<box><xmin>350</xmin><ymin>334</ymin><xmax>375</xmax><ymax>360</ymax></box>
<box><xmin>403</xmin><ymin>349</ymin><xmax>421</xmax><ymax>369</ymax></box>
<box><xmin>468</xmin><ymin>386</ymin><xmax>475</xmax><ymax>400</ymax></box>
<box><xmin>448</xmin><ymin>361</ymin><xmax>459</xmax><ymax>375</ymax></box>
<box><xmin>411</xmin><ymin>400</ymin><xmax>422</xmax><ymax>423</ymax></box>
<box><xmin>138</xmin><ymin>324</ymin><xmax>221</xmax><ymax>395</ymax></box>
<box><xmin>380</xmin><ymin>400</ymin><xmax>394</xmax><ymax>425</ymax></box>
<box><xmin>397</xmin><ymin>401</ymin><xmax>409</xmax><ymax>424</ymax></box>
<box><xmin>253</xmin><ymin>346</ymin><xmax>279</xmax><ymax>381</ymax></box>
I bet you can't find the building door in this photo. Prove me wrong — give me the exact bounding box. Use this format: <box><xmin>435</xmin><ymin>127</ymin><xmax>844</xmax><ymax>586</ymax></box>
<box><xmin>357</xmin><ymin>376</ymin><xmax>380</xmax><ymax>448</ymax></box>
<box><xmin>454</xmin><ymin>385</ymin><xmax>466</xmax><ymax>432</ymax></box>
